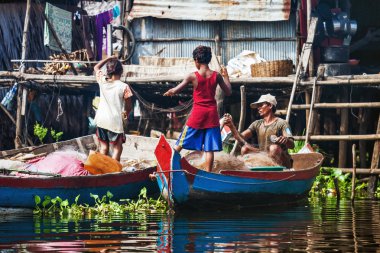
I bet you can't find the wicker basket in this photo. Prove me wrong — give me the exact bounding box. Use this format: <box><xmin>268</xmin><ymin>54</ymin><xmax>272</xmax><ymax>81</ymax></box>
<box><xmin>251</xmin><ymin>60</ymin><xmax>293</xmax><ymax>77</ymax></box>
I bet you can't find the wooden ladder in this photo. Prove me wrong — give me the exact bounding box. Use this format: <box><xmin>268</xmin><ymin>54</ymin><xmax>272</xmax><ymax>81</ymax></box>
<box><xmin>286</xmin><ymin>16</ymin><xmax>318</xmax><ymax>122</ymax></box>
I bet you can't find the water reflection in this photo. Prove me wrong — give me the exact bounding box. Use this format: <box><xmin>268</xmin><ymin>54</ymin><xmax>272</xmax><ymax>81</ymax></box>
<box><xmin>0</xmin><ymin>199</ymin><xmax>379</xmax><ymax>252</ymax></box>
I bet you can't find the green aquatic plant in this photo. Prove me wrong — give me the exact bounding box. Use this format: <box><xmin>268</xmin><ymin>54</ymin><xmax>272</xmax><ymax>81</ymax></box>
<box><xmin>121</xmin><ymin>187</ymin><xmax>168</xmax><ymax>213</ymax></box>
<box><xmin>50</xmin><ymin>128</ymin><xmax>63</xmax><ymax>142</ymax></box>
<box><xmin>288</xmin><ymin>139</ymin><xmax>305</xmax><ymax>154</ymax></box>
<box><xmin>309</xmin><ymin>167</ymin><xmax>376</xmax><ymax>199</ymax></box>
<box><xmin>33</xmin><ymin>188</ymin><xmax>168</xmax><ymax>217</ymax></box>
<box><xmin>33</xmin><ymin>123</ymin><xmax>48</xmax><ymax>144</ymax></box>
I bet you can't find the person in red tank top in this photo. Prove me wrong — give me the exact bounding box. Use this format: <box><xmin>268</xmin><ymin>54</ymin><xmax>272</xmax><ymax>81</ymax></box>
<box><xmin>164</xmin><ymin>45</ymin><xmax>232</xmax><ymax>172</ymax></box>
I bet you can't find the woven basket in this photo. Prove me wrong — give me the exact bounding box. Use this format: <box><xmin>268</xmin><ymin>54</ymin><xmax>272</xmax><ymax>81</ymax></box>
<box><xmin>251</xmin><ymin>60</ymin><xmax>293</xmax><ymax>77</ymax></box>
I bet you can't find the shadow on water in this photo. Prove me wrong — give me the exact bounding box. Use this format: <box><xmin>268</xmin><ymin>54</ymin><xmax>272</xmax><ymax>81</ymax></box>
<box><xmin>0</xmin><ymin>198</ymin><xmax>379</xmax><ymax>252</ymax></box>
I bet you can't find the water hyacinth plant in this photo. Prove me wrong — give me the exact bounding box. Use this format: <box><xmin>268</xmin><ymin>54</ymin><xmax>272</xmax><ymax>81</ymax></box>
<box><xmin>34</xmin><ymin>188</ymin><xmax>168</xmax><ymax>217</ymax></box>
<box><xmin>309</xmin><ymin>167</ymin><xmax>378</xmax><ymax>199</ymax></box>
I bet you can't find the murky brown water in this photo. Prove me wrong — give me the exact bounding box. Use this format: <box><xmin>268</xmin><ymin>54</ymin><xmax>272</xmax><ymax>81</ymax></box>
<box><xmin>0</xmin><ymin>198</ymin><xmax>379</xmax><ymax>252</ymax></box>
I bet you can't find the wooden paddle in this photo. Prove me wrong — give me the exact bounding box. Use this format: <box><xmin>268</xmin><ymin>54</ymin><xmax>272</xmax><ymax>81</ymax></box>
<box><xmin>0</xmin><ymin>168</ymin><xmax>61</xmax><ymax>177</ymax></box>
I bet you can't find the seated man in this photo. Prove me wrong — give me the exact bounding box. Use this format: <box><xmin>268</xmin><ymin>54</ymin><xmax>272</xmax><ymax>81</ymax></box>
<box><xmin>223</xmin><ymin>94</ymin><xmax>295</xmax><ymax>168</ymax></box>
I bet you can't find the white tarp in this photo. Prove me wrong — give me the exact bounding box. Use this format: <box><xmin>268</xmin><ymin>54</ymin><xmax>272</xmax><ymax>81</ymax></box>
<box><xmin>129</xmin><ymin>0</ymin><xmax>291</xmax><ymax>21</ymax></box>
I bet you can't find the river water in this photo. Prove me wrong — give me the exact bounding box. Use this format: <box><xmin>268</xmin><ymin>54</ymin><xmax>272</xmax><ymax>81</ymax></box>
<box><xmin>0</xmin><ymin>198</ymin><xmax>379</xmax><ymax>252</ymax></box>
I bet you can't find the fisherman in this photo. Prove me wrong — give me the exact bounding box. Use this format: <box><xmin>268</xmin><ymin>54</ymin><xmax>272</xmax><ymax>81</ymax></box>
<box><xmin>222</xmin><ymin>94</ymin><xmax>294</xmax><ymax>168</ymax></box>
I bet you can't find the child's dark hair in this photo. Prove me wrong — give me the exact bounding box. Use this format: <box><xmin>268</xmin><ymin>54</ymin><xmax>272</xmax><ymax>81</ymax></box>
<box><xmin>106</xmin><ymin>59</ymin><xmax>123</xmax><ymax>77</ymax></box>
<box><xmin>193</xmin><ymin>45</ymin><xmax>212</xmax><ymax>64</ymax></box>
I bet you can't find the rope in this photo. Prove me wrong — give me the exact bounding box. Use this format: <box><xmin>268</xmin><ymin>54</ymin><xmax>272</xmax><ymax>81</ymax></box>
<box><xmin>56</xmin><ymin>97</ymin><xmax>63</xmax><ymax>122</ymax></box>
<box><xmin>130</xmin><ymin>86</ymin><xmax>193</xmax><ymax>114</ymax></box>
<box><xmin>155</xmin><ymin>170</ymin><xmax>296</xmax><ymax>185</ymax></box>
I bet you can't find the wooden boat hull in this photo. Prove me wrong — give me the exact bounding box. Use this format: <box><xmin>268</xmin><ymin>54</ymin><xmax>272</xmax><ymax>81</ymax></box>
<box><xmin>0</xmin><ymin>135</ymin><xmax>162</xmax><ymax>208</ymax></box>
<box><xmin>154</xmin><ymin>135</ymin><xmax>324</xmax><ymax>209</ymax></box>
<box><xmin>0</xmin><ymin>168</ymin><xmax>158</xmax><ymax>208</ymax></box>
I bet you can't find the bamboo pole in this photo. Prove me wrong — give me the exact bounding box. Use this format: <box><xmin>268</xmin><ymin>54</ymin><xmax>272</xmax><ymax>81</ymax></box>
<box><xmin>351</xmin><ymin>144</ymin><xmax>356</xmax><ymax>202</ymax></box>
<box><xmin>338</xmin><ymin>168</ymin><xmax>380</xmax><ymax>174</ymax></box>
<box><xmin>230</xmin><ymin>86</ymin><xmax>246</xmax><ymax>155</ymax></box>
<box><xmin>304</xmin><ymin>0</ymin><xmax>313</xmax><ymax>122</ymax></box>
<box><xmin>339</xmin><ymin>87</ymin><xmax>349</xmax><ymax>168</ymax></box>
<box><xmin>286</xmin><ymin>44</ymin><xmax>304</xmax><ymax>122</ymax></box>
<box><xmin>291</xmin><ymin>102</ymin><xmax>380</xmax><ymax>109</ymax></box>
<box><xmin>286</xmin><ymin>17</ymin><xmax>318</xmax><ymax>122</ymax></box>
<box><xmin>293</xmin><ymin>134</ymin><xmax>380</xmax><ymax>141</ymax></box>
<box><xmin>358</xmin><ymin>100</ymin><xmax>369</xmax><ymax>169</ymax></box>
<box><xmin>15</xmin><ymin>0</ymin><xmax>32</xmax><ymax>148</ymax></box>
<box><xmin>305</xmin><ymin>76</ymin><xmax>319</xmax><ymax>143</ymax></box>
<box><xmin>295</xmin><ymin>0</ymin><xmax>301</xmax><ymax>68</ymax></box>
<box><xmin>307</xmin><ymin>0</ymin><xmax>314</xmax><ymax>77</ymax></box>
<box><xmin>135</xmin><ymin>37</ymin><xmax>297</xmax><ymax>43</ymax></box>
<box><xmin>11</xmin><ymin>59</ymin><xmax>98</xmax><ymax>64</ymax></box>
<box><xmin>2</xmin><ymin>71</ymin><xmax>380</xmax><ymax>86</ymax></box>
<box><xmin>368</xmin><ymin>113</ymin><xmax>380</xmax><ymax>197</ymax></box>
<box><xmin>305</xmin><ymin>91</ymin><xmax>311</xmax><ymax>132</ymax></box>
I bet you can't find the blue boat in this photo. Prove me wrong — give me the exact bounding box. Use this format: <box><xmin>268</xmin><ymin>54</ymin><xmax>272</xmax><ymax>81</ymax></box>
<box><xmin>154</xmin><ymin>135</ymin><xmax>324</xmax><ymax>209</ymax></box>
<box><xmin>0</xmin><ymin>135</ymin><xmax>160</xmax><ymax>208</ymax></box>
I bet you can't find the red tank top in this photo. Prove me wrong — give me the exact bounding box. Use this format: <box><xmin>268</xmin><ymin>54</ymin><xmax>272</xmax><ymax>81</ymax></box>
<box><xmin>186</xmin><ymin>71</ymin><xmax>220</xmax><ymax>129</ymax></box>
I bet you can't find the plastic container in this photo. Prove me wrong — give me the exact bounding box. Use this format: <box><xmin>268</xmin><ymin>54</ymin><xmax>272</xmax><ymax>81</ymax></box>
<box><xmin>250</xmin><ymin>166</ymin><xmax>285</xmax><ymax>171</ymax></box>
<box><xmin>84</xmin><ymin>151</ymin><xmax>122</xmax><ymax>175</ymax></box>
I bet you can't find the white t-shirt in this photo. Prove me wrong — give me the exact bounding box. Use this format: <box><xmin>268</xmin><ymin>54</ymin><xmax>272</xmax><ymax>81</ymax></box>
<box><xmin>94</xmin><ymin>70</ymin><xmax>132</xmax><ymax>133</ymax></box>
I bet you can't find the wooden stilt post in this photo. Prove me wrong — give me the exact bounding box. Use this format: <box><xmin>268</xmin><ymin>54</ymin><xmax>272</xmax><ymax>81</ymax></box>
<box><xmin>368</xmin><ymin>113</ymin><xmax>380</xmax><ymax>197</ymax></box>
<box><xmin>305</xmin><ymin>0</ymin><xmax>314</xmax><ymax>126</ymax></box>
<box><xmin>286</xmin><ymin>17</ymin><xmax>318</xmax><ymax>122</ymax></box>
<box><xmin>231</xmin><ymin>86</ymin><xmax>246</xmax><ymax>155</ymax></box>
<box><xmin>214</xmin><ymin>31</ymin><xmax>224</xmax><ymax>118</ymax></box>
<box><xmin>351</xmin><ymin>144</ymin><xmax>356</xmax><ymax>202</ymax></box>
<box><xmin>15</xmin><ymin>0</ymin><xmax>32</xmax><ymax>148</ymax></box>
<box><xmin>339</xmin><ymin>87</ymin><xmax>349</xmax><ymax>168</ymax></box>
<box><xmin>305</xmin><ymin>91</ymin><xmax>311</xmax><ymax>130</ymax></box>
<box><xmin>358</xmin><ymin>101</ymin><xmax>369</xmax><ymax>168</ymax></box>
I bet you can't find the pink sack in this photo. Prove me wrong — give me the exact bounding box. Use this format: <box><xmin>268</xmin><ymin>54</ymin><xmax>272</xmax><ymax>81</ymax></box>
<box><xmin>24</xmin><ymin>152</ymin><xmax>89</xmax><ymax>177</ymax></box>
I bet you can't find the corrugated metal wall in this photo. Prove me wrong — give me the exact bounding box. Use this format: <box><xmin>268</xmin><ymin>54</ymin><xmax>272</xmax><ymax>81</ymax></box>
<box><xmin>131</xmin><ymin>14</ymin><xmax>296</xmax><ymax>65</ymax></box>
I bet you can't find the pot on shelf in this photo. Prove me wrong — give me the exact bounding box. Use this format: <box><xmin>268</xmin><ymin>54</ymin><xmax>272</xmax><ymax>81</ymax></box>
<box><xmin>322</xmin><ymin>46</ymin><xmax>350</xmax><ymax>63</ymax></box>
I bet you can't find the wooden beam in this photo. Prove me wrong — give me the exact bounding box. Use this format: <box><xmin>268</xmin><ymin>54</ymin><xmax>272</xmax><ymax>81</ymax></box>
<box><xmin>15</xmin><ymin>0</ymin><xmax>32</xmax><ymax>148</ymax></box>
<box><xmin>368</xmin><ymin>113</ymin><xmax>380</xmax><ymax>197</ymax></box>
<box><xmin>231</xmin><ymin>85</ymin><xmax>246</xmax><ymax>155</ymax></box>
<box><xmin>323</xmin><ymin>168</ymin><xmax>380</xmax><ymax>175</ymax></box>
<box><xmin>291</xmin><ymin>102</ymin><xmax>380</xmax><ymax>109</ymax></box>
<box><xmin>293</xmin><ymin>134</ymin><xmax>380</xmax><ymax>141</ymax></box>
<box><xmin>339</xmin><ymin>87</ymin><xmax>349</xmax><ymax>168</ymax></box>
<box><xmin>351</xmin><ymin>144</ymin><xmax>356</xmax><ymax>202</ymax></box>
<box><xmin>2</xmin><ymin>71</ymin><xmax>380</xmax><ymax>86</ymax></box>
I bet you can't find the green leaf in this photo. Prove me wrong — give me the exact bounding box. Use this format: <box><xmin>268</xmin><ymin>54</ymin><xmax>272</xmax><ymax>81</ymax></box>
<box><xmin>90</xmin><ymin>193</ymin><xmax>99</xmax><ymax>200</ymax></box>
<box><xmin>34</xmin><ymin>195</ymin><xmax>41</xmax><ymax>205</ymax></box>
<box><xmin>106</xmin><ymin>191</ymin><xmax>113</xmax><ymax>199</ymax></box>
<box><xmin>42</xmin><ymin>196</ymin><xmax>51</xmax><ymax>208</ymax></box>
<box><xmin>75</xmin><ymin>195</ymin><xmax>80</xmax><ymax>204</ymax></box>
<box><xmin>61</xmin><ymin>200</ymin><xmax>69</xmax><ymax>208</ymax></box>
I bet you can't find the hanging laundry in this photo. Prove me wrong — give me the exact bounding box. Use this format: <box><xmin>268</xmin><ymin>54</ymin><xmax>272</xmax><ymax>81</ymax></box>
<box><xmin>112</xmin><ymin>5</ymin><xmax>120</xmax><ymax>19</ymax></box>
<box><xmin>44</xmin><ymin>2</ymin><xmax>72</xmax><ymax>52</ymax></box>
<box><xmin>73</xmin><ymin>10</ymin><xmax>81</xmax><ymax>25</ymax></box>
<box><xmin>1</xmin><ymin>83</ymin><xmax>18</xmax><ymax>111</ymax></box>
<box><xmin>94</xmin><ymin>10</ymin><xmax>113</xmax><ymax>60</ymax></box>
<box><xmin>81</xmin><ymin>15</ymin><xmax>96</xmax><ymax>60</ymax></box>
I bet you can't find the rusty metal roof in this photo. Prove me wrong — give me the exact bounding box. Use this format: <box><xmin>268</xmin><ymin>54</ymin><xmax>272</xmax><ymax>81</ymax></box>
<box><xmin>129</xmin><ymin>0</ymin><xmax>291</xmax><ymax>21</ymax></box>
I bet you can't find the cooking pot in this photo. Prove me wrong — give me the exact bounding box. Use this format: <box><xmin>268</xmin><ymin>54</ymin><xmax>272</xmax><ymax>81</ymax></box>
<box><xmin>320</xmin><ymin>63</ymin><xmax>351</xmax><ymax>77</ymax></box>
<box><xmin>322</xmin><ymin>46</ymin><xmax>349</xmax><ymax>63</ymax></box>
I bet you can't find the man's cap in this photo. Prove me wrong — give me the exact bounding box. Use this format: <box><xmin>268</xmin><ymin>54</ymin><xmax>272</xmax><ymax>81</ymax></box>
<box><xmin>250</xmin><ymin>94</ymin><xmax>277</xmax><ymax>109</ymax></box>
